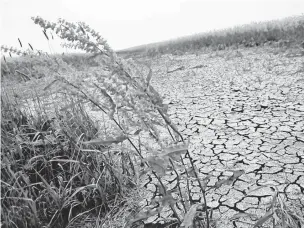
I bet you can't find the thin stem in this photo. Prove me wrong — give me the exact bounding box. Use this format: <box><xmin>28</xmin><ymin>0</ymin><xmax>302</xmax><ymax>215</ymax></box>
<box><xmin>185</xmin><ymin>149</ymin><xmax>210</xmax><ymax>227</ymax></box>
<box><xmin>180</xmin><ymin>155</ymin><xmax>192</xmax><ymax>205</ymax></box>
<box><xmin>157</xmin><ymin>108</ymin><xmax>184</xmax><ymax>142</ymax></box>
<box><xmin>167</xmin><ymin>125</ymin><xmax>176</xmax><ymax>142</ymax></box>
<box><xmin>168</xmin><ymin>158</ymin><xmax>187</xmax><ymax>214</ymax></box>
<box><xmin>152</xmin><ymin>171</ymin><xmax>182</xmax><ymax>223</ymax></box>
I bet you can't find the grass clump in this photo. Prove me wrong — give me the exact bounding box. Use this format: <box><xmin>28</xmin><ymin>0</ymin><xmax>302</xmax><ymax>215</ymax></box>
<box><xmin>1</xmin><ymin>16</ymin><xmax>184</xmax><ymax>228</ymax></box>
<box><xmin>1</xmin><ymin>95</ymin><xmax>138</xmax><ymax>227</ymax></box>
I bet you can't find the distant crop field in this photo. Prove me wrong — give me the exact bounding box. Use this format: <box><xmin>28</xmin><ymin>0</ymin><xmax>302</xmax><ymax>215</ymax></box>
<box><xmin>118</xmin><ymin>15</ymin><xmax>304</xmax><ymax>58</ymax></box>
<box><xmin>1</xmin><ymin>15</ymin><xmax>304</xmax><ymax>228</ymax></box>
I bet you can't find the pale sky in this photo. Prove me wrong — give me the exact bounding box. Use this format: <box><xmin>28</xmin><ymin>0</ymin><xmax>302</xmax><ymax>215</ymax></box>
<box><xmin>1</xmin><ymin>0</ymin><xmax>304</xmax><ymax>53</ymax></box>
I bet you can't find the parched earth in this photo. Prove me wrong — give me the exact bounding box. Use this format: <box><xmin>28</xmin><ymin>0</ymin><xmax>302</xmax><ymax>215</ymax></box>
<box><xmin>7</xmin><ymin>46</ymin><xmax>303</xmax><ymax>227</ymax></box>
<box><xmin>140</xmin><ymin>47</ymin><xmax>304</xmax><ymax>227</ymax></box>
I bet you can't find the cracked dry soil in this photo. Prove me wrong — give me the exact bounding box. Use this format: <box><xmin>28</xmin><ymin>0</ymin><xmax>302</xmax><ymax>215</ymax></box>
<box><xmin>139</xmin><ymin>46</ymin><xmax>304</xmax><ymax>227</ymax></box>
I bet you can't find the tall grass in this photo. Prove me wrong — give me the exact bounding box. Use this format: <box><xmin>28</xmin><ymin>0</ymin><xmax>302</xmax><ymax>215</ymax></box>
<box><xmin>1</xmin><ymin>16</ymin><xmax>190</xmax><ymax>228</ymax></box>
<box><xmin>1</xmin><ymin>91</ymin><xmax>139</xmax><ymax>227</ymax></box>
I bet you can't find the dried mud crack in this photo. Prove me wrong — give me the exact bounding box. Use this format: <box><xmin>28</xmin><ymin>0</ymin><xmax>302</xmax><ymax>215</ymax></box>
<box><xmin>140</xmin><ymin>47</ymin><xmax>304</xmax><ymax>227</ymax></box>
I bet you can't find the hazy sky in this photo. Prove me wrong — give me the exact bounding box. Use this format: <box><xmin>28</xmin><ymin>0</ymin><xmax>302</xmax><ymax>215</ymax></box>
<box><xmin>1</xmin><ymin>0</ymin><xmax>304</xmax><ymax>53</ymax></box>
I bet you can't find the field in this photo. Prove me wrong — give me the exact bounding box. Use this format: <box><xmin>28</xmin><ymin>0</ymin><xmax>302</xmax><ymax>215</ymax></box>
<box><xmin>1</xmin><ymin>16</ymin><xmax>304</xmax><ymax>228</ymax></box>
<box><xmin>117</xmin><ymin>15</ymin><xmax>304</xmax><ymax>57</ymax></box>
<box><xmin>143</xmin><ymin>46</ymin><xmax>304</xmax><ymax>227</ymax></box>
